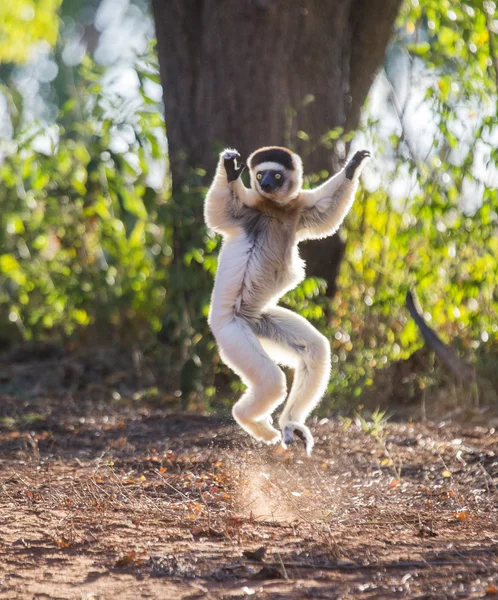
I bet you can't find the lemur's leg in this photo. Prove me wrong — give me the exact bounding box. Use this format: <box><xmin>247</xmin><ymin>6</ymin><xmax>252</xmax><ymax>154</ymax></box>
<box><xmin>254</xmin><ymin>307</ymin><xmax>331</xmax><ymax>455</ymax></box>
<box><xmin>213</xmin><ymin>317</ymin><xmax>287</xmax><ymax>444</ymax></box>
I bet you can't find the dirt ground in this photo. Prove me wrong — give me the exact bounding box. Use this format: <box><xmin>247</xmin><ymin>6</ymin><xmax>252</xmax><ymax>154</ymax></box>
<box><xmin>0</xmin><ymin>388</ymin><xmax>497</xmax><ymax>600</ymax></box>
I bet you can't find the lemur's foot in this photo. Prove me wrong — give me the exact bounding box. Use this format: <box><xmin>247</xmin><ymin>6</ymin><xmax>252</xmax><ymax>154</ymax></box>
<box><xmin>222</xmin><ymin>149</ymin><xmax>246</xmax><ymax>182</ymax></box>
<box><xmin>235</xmin><ymin>412</ymin><xmax>281</xmax><ymax>445</ymax></box>
<box><xmin>345</xmin><ymin>149</ymin><xmax>371</xmax><ymax>180</ymax></box>
<box><xmin>249</xmin><ymin>417</ymin><xmax>282</xmax><ymax>445</ymax></box>
<box><xmin>281</xmin><ymin>422</ymin><xmax>314</xmax><ymax>456</ymax></box>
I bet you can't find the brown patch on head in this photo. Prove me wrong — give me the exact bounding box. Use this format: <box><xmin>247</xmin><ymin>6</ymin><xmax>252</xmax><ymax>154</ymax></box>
<box><xmin>249</xmin><ymin>146</ymin><xmax>295</xmax><ymax>171</ymax></box>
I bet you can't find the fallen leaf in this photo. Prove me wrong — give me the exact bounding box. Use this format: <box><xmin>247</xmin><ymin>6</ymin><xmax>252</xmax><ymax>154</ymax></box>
<box><xmin>115</xmin><ymin>551</ymin><xmax>138</xmax><ymax>568</ymax></box>
<box><xmin>243</xmin><ymin>546</ymin><xmax>266</xmax><ymax>562</ymax></box>
<box><xmin>442</xmin><ymin>470</ymin><xmax>452</xmax><ymax>478</ymax></box>
<box><xmin>416</xmin><ymin>525</ymin><xmax>438</xmax><ymax>538</ymax></box>
<box><xmin>191</xmin><ymin>527</ymin><xmax>224</xmax><ymax>538</ymax></box>
<box><xmin>453</xmin><ymin>510</ymin><xmax>470</xmax><ymax>521</ymax></box>
<box><xmin>250</xmin><ymin>566</ymin><xmax>283</xmax><ymax>580</ymax></box>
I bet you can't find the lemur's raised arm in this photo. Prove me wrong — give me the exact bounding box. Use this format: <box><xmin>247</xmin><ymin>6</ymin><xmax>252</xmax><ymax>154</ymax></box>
<box><xmin>204</xmin><ymin>150</ymin><xmax>259</xmax><ymax>234</ymax></box>
<box><xmin>297</xmin><ymin>150</ymin><xmax>370</xmax><ymax>241</ymax></box>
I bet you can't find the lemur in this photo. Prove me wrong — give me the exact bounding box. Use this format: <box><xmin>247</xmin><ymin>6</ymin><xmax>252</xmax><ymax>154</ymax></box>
<box><xmin>205</xmin><ymin>145</ymin><xmax>370</xmax><ymax>455</ymax></box>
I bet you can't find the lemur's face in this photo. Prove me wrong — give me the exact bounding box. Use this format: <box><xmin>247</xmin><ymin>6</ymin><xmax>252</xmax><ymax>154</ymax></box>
<box><xmin>253</xmin><ymin>163</ymin><xmax>295</xmax><ymax>203</ymax></box>
<box><xmin>256</xmin><ymin>168</ymin><xmax>285</xmax><ymax>194</ymax></box>
<box><xmin>247</xmin><ymin>147</ymin><xmax>303</xmax><ymax>206</ymax></box>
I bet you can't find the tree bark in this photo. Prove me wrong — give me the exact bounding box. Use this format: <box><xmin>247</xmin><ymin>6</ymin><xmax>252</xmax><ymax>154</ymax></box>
<box><xmin>152</xmin><ymin>0</ymin><xmax>401</xmax><ymax>293</ymax></box>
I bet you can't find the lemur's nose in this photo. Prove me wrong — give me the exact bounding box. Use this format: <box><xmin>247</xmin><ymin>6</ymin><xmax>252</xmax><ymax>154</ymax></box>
<box><xmin>261</xmin><ymin>173</ymin><xmax>274</xmax><ymax>191</ymax></box>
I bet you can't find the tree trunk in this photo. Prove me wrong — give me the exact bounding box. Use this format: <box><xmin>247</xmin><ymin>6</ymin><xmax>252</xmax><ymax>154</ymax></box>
<box><xmin>152</xmin><ymin>0</ymin><xmax>401</xmax><ymax>293</ymax></box>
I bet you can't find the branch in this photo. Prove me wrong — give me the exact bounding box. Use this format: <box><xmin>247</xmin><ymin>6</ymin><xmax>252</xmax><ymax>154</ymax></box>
<box><xmin>231</xmin><ymin>558</ymin><xmax>494</xmax><ymax>573</ymax></box>
<box><xmin>405</xmin><ymin>290</ymin><xmax>474</xmax><ymax>383</ymax></box>
<box><xmin>485</xmin><ymin>12</ymin><xmax>498</xmax><ymax>93</ymax></box>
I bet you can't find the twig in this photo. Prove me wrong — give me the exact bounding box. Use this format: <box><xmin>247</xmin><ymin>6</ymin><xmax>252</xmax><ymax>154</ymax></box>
<box><xmin>154</xmin><ymin>469</ymin><xmax>190</xmax><ymax>500</ymax></box>
<box><xmin>241</xmin><ymin>559</ymin><xmax>495</xmax><ymax>572</ymax></box>
<box><xmin>275</xmin><ymin>552</ymin><xmax>289</xmax><ymax>580</ymax></box>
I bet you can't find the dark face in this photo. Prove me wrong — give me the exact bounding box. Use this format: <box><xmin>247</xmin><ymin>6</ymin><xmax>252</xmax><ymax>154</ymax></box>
<box><xmin>256</xmin><ymin>169</ymin><xmax>285</xmax><ymax>194</ymax></box>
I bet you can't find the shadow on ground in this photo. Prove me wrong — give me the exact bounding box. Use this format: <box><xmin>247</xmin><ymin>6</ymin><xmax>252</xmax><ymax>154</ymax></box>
<box><xmin>0</xmin><ymin>389</ymin><xmax>497</xmax><ymax>599</ymax></box>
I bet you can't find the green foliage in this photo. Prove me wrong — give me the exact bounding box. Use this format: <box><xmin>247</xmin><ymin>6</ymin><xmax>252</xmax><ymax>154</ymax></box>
<box><xmin>0</xmin><ymin>0</ymin><xmax>61</xmax><ymax>64</ymax></box>
<box><xmin>0</xmin><ymin>50</ymin><xmax>169</xmax><ymax>339</ymax></box>
<box><xmin>0</xmin><ymin>0</ymin><xmax>496</xmax><ymax>412</ymax></box>
<box><xmin>319</xmin><ymin>0</ymin><xmax>498</xmax><ymax>404</ymax></box>
<box><xmin>355</xmin><ymin>407</ymin><xmax>391</xmax><ymax>440</ymax></box>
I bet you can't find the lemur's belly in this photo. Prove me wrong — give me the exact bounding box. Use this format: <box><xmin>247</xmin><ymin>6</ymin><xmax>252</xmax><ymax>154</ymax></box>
<box><xmin>208</xmin><ymin>232</ymin><xmax>304</xmax><ymax>331</ymax></box>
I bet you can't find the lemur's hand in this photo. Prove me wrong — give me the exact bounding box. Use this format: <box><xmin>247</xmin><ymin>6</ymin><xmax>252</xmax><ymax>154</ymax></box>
<box><xmin>345</xmin><ymin>149</ymin><xmax>371</xmax><ymax>180</ymax></box>
<box><xmin>223</xmin><ymin>150</ymin><xmax>246</xmax><ymax>182</ymax></box>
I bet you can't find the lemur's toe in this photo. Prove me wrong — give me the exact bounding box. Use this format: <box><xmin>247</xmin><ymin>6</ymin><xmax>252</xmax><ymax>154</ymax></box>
<box><xmin>283</xmin><ymin>425</ymin><xmax>295</xmax><ymax>447</ymax></box>
<box><xmin>281</xmin><ymin>423</ymin><xmax>314</xmax><ymax>456</ymax></box>
<box><xmin>251</xmin><ymin>418</ymin><xmax>281</xmax><ymax>444</ymax></box>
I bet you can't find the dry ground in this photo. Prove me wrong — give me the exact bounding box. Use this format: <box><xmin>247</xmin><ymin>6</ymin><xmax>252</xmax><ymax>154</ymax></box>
<box><xmin>0</xmin><ymin>391</ymin><xmax>497</xmax><ymax>599</ymax></box>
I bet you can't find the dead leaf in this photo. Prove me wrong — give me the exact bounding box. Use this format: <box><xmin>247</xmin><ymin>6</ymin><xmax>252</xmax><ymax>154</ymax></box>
<box><xmin>115</xmin><ymin>551</ymin><xmax>138</xmax><ymax>568</ymax></box>
<box><xmin>416</xmin><ymin>524</ymin><xmax>437</xmax><ymax>538</ymax></box>
<box><xmin>250</xmin><ymin>566</ymin><xmax>283</xmax><ymax>580</ymax></box>
<box><xmin>243</xmin><ymin>546</ymin><xmax>266</xmax><ymax>562</ymax></box>
<box><xmin>191</xmin><ymin>527</ymin><xmax>224</xmax><ymax>538</ymax></box>
<box><xmin>453</xmin><ymin>510</ymin><xmax>470</xmax><ymax>521</ymax></box>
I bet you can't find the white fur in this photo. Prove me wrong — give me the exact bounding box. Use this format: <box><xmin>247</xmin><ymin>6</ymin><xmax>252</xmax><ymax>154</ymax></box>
<box><xmin>298</xmin><ymin>169</ymin><xmax>358</xmax><ymax>241</ymax></box>
<box><xmin>253</xmin><ymin>161</ymin><xmax>287</xmax><ymax>172</ymax></box>
<box><xmin>205</xmin><ymin>147</ymin><xmax>367</xmax><ymax>453</ymax></box>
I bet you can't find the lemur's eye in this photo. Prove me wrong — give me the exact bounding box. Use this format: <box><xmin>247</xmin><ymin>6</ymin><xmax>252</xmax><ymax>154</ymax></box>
<box><xmin>256</xmin><ymin>173</ymin><xmax>263</xmax><ymax>180</ymax></box>
<box><xmin>275</xmin><ymin>173</ymin><xmax>282</xmax><ymax>180</ymax></box>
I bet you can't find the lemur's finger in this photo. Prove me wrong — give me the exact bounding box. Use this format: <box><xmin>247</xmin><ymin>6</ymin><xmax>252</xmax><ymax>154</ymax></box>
<box><xmin>222</xmin><ymin>150</ymin><xmax>240</xmax><ymax>161</ymax></box>
<box><xmin>345</xmin><ymin>149</ymin><xmax>371</xmax><ymax>180</ymax></box>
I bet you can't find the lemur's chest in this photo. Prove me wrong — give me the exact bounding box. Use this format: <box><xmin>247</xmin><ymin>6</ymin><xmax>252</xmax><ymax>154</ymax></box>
<box><xmin>241</xmin><ymin>207</ymin><xmax>298</xmax><ymax>263</ymax></box>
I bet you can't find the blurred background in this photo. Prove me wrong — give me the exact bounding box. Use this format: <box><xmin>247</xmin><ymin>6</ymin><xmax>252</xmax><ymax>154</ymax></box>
<box><xmin>0</xmin><ymin>0</ymin><xmax>497</xmax><ymax>421</ymax></box>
